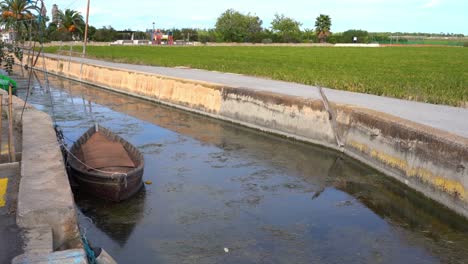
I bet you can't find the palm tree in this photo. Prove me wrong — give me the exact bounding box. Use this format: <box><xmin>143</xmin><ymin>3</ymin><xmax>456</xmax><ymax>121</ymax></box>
<box><xmin>1</xmin><ymin>0</ymin><xmax>39</xmax><ymax>42</ymax></box>
<box><xmin>58</xmin><ymin>9</ymin><xmax>84</xmax><ymax>40</ymax></box>
<box><xmin>315</xmin><ymin>14</ymin><xmax>332</xmax><ymax>43</ymax></box>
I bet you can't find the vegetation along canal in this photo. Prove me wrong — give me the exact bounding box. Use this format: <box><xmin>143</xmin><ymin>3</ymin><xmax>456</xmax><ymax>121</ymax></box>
<box><xmin>17</xmin><ymin>70</ymin><xmax>468</xmax><ymax>264</ymax></box>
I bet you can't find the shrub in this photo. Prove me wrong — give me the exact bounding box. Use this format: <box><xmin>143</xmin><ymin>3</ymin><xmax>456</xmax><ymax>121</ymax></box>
<box><xmin>327</xmin><ymin>35</ymin><xmax>338</xmax><ymax>44</ymax></box>
<box><xmin>340</xmin><ymin>29</ymin><xmax>369</xmax><ymax>43</ymax></box>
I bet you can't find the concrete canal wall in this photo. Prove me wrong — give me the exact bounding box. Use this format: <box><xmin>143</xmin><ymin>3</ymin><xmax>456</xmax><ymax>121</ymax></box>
<box><xmin>0</xmin><ymin>90</ymin><xmax>86</xmax><ymax>263</ymax></box>
<box><xmin>35</xmin><ymin>55</ymin><xmax>468</xmax><ymax>219</ymax></box>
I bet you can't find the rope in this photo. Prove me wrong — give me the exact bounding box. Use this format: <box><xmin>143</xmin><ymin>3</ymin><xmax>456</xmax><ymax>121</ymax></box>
<box><xmin>59</xmin><ymin>138</ymin><xmax>128</xmax><ymax>178</ymax></box>
<box><xmin>20</xmin><ymin>42</ymin><xmax>36</xmax><ymax>121</ymax></box>
<box><xmin>16</xmin><ymin>0</ymin><xmax>53</xmax><ymax>124</ymax></box>
<box><xmin>18</xmin><ymin>11</ymin><xmax>129</xmax><ymax>181</ymax></box>
<box><xmin>9</xmin><ymin>6</ymin><xmax>109</xmax><ymax>258</ymax></box>
<box><xmin>81</xmin><ymin>230</ymin><xmax>97</xmax><ymax>264</ymax></box>
<box><xmin>12</xmin><ymin>2</ymin><xmax>128</xmax><ymax>178</ymax></box>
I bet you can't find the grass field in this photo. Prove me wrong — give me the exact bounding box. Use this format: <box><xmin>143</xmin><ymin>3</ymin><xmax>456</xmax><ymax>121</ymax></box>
<box><xmin>44</xmin><ymin>46</ymin><xmax>468</xmax><ymax>106</ymax></box>
<box><xmin>379</xmin><ymin>39</ymin><xmax>467</xmax><ymax>46</ymax></box>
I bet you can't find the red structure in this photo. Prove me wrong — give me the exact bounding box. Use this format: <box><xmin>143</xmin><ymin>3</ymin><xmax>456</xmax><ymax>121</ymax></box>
<box><xmin>152</xmin><ymin>29</ymin><xmax>174</xmax><ymax>45</ymax></box>
<box><xmin>168</xmin><ymin>31</ymin><xmax>174</xmax><ymax>45</ymax></box>
<box><xmin>155</xmin><ymin>29</ymin><xmax>162</xmax><ymax>45</ymax></box>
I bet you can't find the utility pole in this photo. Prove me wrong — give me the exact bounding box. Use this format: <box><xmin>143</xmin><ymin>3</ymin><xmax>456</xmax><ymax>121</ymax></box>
<box><xmin>83</xmin><ymin>0</ymin><xmax>91</xmax><ymax>55</ymax></box>
<box><xmin>152</xmin><ymin>22</ymin><xmax>155</xmax><ymax>44</ymax></box>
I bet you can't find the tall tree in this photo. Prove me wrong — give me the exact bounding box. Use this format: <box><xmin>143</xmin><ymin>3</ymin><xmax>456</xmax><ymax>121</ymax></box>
<box><xmin>92</xmin><ymin>26</ymin><xmax>117</xmax><ymax>42</ymax></box>
<box><xmin>271</xmin><ymin>14</ymin><xmax>302</xmax><ymax>43</ymax></box>
<box><xmin>180</xmin><ymin>28</ymin><xmax>199</xmax><ymax>42</ymax></box>
<box><xmin>244</xmin><ymin>14</ymin><xmax>263</xmax><ymax>43</ymax></box>
<box><xmin>1</xmin><ymin>0</ymin><xmax>39</xmax><ymax>42</ymax></box>
<box><xmin>57</xmin><ymin>8</ymin><xmax>84</xmax><ymax>40</ymax></box>
<box><xmin>215</xmin><ymin>9</ymin><xmax>262</xmax><ymax>42</ymax></box>
<box><xmin>315</xmin><ymin>14</ymin><xmax>332</xmax><ymax>43</ymax></box>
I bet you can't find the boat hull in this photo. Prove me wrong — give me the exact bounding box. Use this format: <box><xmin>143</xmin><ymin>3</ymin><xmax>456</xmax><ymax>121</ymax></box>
<box><xmin>69</xmin><ymin>166</ymin><xmax>144</xmax><ymax>202</ymax></box>
<box><xmin>67</xmin><ymin>125</ymin><xmax>145</xmax><ymax>202</ymax></box>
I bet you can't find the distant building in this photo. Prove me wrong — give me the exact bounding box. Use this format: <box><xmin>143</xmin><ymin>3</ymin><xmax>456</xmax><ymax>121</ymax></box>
<box><xmin>1</xmin><ymin>31</ymin><xmax>15</xmax><ymax>43</ymax></box>
<box><xmin>41</xmin><ymin>4</ymin><xmax>47</xmax><ymax>18</ymax></box>
<box><xmin>52</xmin><ymin>4</ymin><xmax>59</xmax><ymax>24</ymax></box>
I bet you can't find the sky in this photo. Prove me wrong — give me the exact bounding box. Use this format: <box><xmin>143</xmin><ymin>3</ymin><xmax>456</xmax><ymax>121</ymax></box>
<box><xmin>47</xmin><ymin>0</ymin><xmax>467</xmax><ymax>34</ymax></box>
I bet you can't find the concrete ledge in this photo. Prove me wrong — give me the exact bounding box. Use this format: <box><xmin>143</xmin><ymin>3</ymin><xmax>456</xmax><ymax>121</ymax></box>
<box><xmin>334</xmin><ymin>43</ymin><xmax>380</xmax><ymax>47</ymax></box>
<box><xmin>0</xmin><ymin>89</ymin><xmax>82</xmax><ymax>251</ymax></box>
<box><xmin>337</xmin><ymin>105</ymin><xmax>468</xmax><ymax>216</ymax></box>
<box><xmin>18</xmin><ymin>108</ymin><xmax>81</xmax><ymax>250</ymax></box>
<box><xmin>34</xmin><ymin>55</ymin><xmax>468</xmax><ymax>218</ymax></box>
<box><xmin>0</xmin><ymin>162</ymin><xmax>20</xmax><ymax>172</ymax></box>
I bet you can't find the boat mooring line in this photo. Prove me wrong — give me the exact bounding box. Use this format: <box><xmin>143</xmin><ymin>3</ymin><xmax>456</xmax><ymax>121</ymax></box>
<box><xmin>57</xmin><ymin>136</ymin><xmax>128</xmax><ymax>180</ymax></box>
<box><xmin>24</xmin><ymin>59</ymin><xmax>128</xmax><ymax>179</ymax></box>
<box><xmin>20</xmin><ymin>42</ymin><xmax>36</xmax><ymax>121</ymax></box>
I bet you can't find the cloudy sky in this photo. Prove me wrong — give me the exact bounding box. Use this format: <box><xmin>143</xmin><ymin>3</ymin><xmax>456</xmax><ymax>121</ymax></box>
<box><xmin>48</xmin><ymin>0</ymin><xmax>467</xmax><ymax>34</ymax></box>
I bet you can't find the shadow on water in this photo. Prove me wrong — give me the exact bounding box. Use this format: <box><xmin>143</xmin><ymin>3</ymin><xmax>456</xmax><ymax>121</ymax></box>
<box><xmin>15</xmin><ymin>68</ymin><xmax>468</xmax><ymax>264</ymax></box>
<box><xmin>75</xmin><ymin>188</ymin><xmax>147</xmax><ymax>247</ymax></box>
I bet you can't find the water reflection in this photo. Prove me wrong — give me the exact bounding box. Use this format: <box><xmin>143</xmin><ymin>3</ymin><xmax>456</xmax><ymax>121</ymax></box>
<box><xmin>76</xmin><ymin>188</ymin><xmax>147</xmax><ymax>247</ymax></box>
<box><xmin>15</xmin><ymin>69</ymin><xmax>468</xmax><ymax>264</ymax></box>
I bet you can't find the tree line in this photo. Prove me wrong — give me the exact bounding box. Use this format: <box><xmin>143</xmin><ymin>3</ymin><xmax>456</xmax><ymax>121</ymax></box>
<box><xmin>0</xmin><ymin>2</ymin><xmax>465</xmax><ymax>44</ymax></box>
<box><xmin>208</xmin><ymin>9</ymin><xmax>333</xmax><ymax>43</ymax></box>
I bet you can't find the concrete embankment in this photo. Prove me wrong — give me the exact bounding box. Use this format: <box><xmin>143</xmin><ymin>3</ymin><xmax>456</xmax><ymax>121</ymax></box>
<box><xmin>0</xmin><ymin>89</ymin><xmax>87</xmax><ymax>263</ymax></box>
<box><xmin>33</xmin><ymin>55</ymin><xmax>468</xmax><ymax>219</ymax></box>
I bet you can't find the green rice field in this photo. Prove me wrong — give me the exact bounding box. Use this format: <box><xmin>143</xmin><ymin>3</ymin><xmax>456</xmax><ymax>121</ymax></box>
<box><xmin>44</xmin><ymin>46</ymin><xmax>468</xmax><ymax>106</ymax></box>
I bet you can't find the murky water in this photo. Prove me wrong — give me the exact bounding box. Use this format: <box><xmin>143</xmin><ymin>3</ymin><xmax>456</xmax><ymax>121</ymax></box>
<box><xmin>16</xmin><ymin>69</ymin><xmax>468</xmax><ymax>264</ymax></box>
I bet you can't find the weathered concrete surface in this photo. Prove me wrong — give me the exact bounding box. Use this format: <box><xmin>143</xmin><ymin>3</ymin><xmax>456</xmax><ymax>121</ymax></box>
<box><xmin>17</xmin><ymin>107</ymin><xmax>81</xmax><ymax>250</ymax></box>
<box><xmin>32</xmin><ymin>55</ymin><xmax>468</xmax><ymax>219</ymax></box>
<box><xmin>219</xmin><ymin>88</ymin><xmax>337</xmax><ymax>150</ymax></box>
<box><xmin>12</xmin><ymin>249</ymin><xmax>87</xmax><ymax>264</ymax></box>
<box><xmin>21</xmin><ymin>226</ymin><xmax>53</xmax><ymax>254</ymax></box>
<box><xmin>0</xmin><ymin>89</ymin><xmax>82</xmax><ymax>255</ymax></box>
<box><xmin>337</xmin><ymin>106</ymin><xmax>468</xmax><ymax>217</ymax></box>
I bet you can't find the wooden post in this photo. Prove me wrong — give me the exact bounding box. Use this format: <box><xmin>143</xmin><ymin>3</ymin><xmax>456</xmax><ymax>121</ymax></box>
<box><xmin>8</xmin><ymin>85</ymin><xmax>15</xmax><ymax>162</ymax></box>
<box><xmin>83</xmin><ymin>0</ymin><xmax>91</xmax><ymax>55</ymax></box>
<box><xmin>68</xmin><ymin>45</ymin><xmax>72</xmax><ymax>71</ymax></box>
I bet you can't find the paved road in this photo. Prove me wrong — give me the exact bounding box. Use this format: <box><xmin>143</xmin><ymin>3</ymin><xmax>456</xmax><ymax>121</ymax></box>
<box><xmin>0</xmin><ymin>163</ymin><xmax>22</xmax><ymax>264</ymax></box>
<box><xmin>0</xmin><ymin>117</ymin><xmax>23</xmax><ymax>263</ymax></box>
<box><xmin>45</xmin><ymin>54</ymin><xmax>468</xmax><ymax>139</ymax></box>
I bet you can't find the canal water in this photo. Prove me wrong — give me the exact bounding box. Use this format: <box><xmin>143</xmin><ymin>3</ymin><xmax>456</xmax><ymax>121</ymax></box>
<box><xmin>16</xmin><ymin>69</ymin><xmax>468</xmax><ymax>264</ymax></box>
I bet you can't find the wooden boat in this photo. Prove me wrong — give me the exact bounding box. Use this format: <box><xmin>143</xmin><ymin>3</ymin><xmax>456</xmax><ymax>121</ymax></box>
<box><xmin>68</xmin><ymin>124</ymin><xmax>144</xmax><ymax>202</ymax></box>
